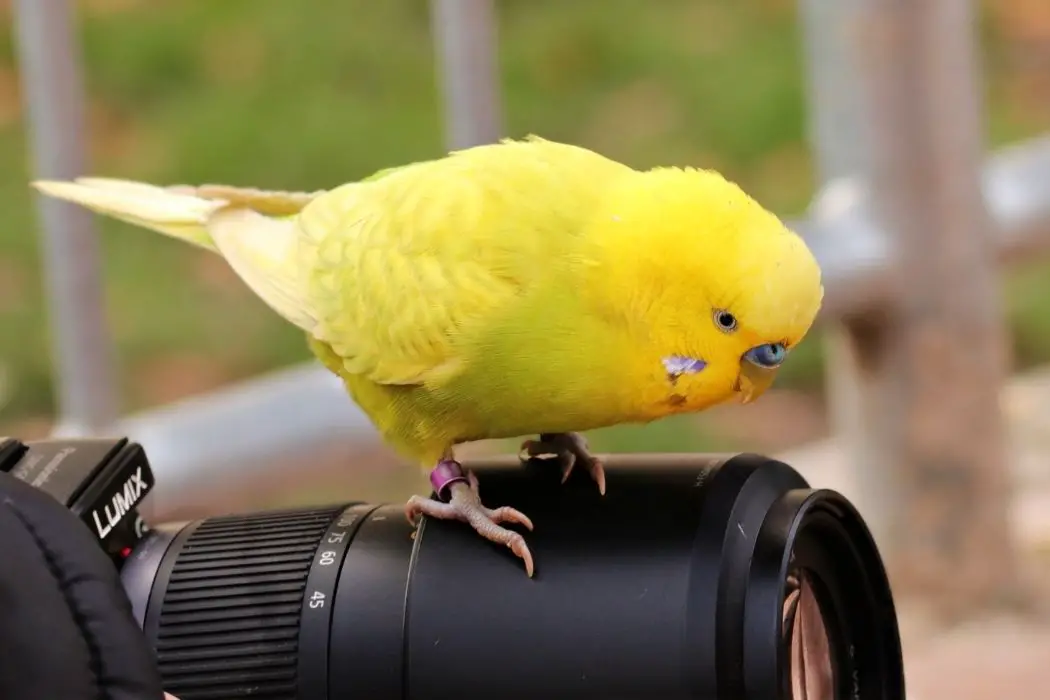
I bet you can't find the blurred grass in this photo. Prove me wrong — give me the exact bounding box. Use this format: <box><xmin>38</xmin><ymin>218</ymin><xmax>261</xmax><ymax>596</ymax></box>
<box><xmin>0</xmin><ymin>0</ymin><xmax>1047</xmax><ymax>453</ymax></box>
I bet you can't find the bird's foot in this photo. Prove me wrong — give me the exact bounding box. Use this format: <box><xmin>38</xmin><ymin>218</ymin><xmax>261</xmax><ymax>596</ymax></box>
<box><xmin>405</xmin><ymin>459</ymin><xmax>536</xmax><ymax>577</ymax></box>
<box><xmin>519</xmin><ymin>431</ymin><xmax>606</xmax><ymax>496</ymax></box>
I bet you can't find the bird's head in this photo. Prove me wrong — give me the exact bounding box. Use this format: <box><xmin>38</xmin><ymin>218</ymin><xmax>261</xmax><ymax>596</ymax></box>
<box><xmin>581</xmin><ymin>166</ymin><xmax>824</xmax><ymax>416</ymax></box>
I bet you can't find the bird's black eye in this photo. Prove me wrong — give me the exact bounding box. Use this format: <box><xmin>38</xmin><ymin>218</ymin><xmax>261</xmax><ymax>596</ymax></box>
<box><xmin>713</xmin><ymin>309</ymin><xmax>737</xmax><ymax>332</ymax></box>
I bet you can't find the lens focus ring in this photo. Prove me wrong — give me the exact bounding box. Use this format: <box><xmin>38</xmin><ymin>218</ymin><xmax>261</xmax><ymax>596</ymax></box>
<box><xmin>150</xmin><ymin>505</ymin><xmax>358</xmax><ymax>700</ymax></box>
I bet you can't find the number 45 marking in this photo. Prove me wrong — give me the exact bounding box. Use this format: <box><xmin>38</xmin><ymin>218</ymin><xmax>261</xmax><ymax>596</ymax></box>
<box><xmin>309</xmin><ymin>590</ymin><xmax>326</xmax><ymax>609</ymax></box>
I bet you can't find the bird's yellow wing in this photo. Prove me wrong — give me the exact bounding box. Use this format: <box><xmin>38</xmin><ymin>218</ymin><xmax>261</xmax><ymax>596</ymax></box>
<box><xmin>299</xmin><ymin>169</ymin><xmax>534</xmax><ymax>385</ymax></box>
<box><xmin>298</xmin><ymin>139</ymin><xmax>630</xmax><ymax>387</ymax></box>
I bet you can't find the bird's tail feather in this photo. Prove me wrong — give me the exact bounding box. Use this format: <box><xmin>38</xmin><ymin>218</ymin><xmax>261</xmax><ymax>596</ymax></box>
<box><xmin>31</xmin><ymin>178</ymin><xmax>325</xmax><ymax>251</ymax></box>
<box><xmin>32</xmin><ymin>176</ymin><xmax>322</xmax><ymax>334</ymax></box>
<box><xmin>31</xmin><ymin>177</ymin><xmax>227</xmax><ymax>252</ymax></box>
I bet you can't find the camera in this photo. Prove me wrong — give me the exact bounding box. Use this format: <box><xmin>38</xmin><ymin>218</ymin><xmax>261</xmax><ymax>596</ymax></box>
<box><xmin>0</xmin><ymin>435</ymin><xmax>155</xmax><ymax>564</ymax></box>
<box><xmin>1</xmin><ymin>435</ymin><xmax>904</xmax><ymax>700</ymax></box>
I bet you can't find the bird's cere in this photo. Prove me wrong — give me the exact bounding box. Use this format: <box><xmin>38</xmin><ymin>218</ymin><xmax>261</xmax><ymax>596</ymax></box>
<box><xmin>743</xmin><ymin>343</ymin><xmax>787</xmax><ymax>369</ymax></box>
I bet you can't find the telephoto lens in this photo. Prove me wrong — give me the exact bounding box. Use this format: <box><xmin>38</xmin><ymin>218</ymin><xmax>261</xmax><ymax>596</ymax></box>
<box><xmin>120</xmin><ymin>453</ymin><xmax>904</xmax><ymax>700</ymax></box>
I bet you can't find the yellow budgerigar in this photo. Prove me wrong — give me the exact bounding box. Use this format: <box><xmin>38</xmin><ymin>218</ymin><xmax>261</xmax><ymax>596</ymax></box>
<box><xmin>32</xmin><ymin>136</ymin><xmax>823</xmax><ymax>577</ymax></box>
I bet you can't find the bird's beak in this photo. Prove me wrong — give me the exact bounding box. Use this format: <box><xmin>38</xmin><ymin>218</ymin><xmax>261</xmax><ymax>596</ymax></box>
<box><xmin>735</xmin><ymin>362</ymin><xmax>779</xmax><ymax>404</ymax></box>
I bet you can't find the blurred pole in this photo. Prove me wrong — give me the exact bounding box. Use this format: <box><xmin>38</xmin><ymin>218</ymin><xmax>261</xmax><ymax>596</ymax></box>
<box><xmin>802</xmin><ymin>0</ymin><xmax>1020</xmax><ymax>615</ymax></box>
<box><xmin>799</xmin><ymin>0</ymin><xmax>873</xmax><ymax>180</ymax></box>
<box><xmin>13</xmin><ymin>0</ymin><xmax>120</xmax><ymax>435</ymax></box>
<box><xmin>430</xmin><ymin>0</ymin><xmax>502</xmax><ymax>148</ymax></box>
<box><xmin>797</xmin><ymin>0</ymin><xmax>895</xmax><ymax>553</ymax></box>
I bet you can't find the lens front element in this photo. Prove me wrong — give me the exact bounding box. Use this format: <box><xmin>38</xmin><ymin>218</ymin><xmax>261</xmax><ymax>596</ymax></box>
<box><xmin>782</xmin><ymin>564</ymin><xmax>835</xmax><ymax>700</ymax></box>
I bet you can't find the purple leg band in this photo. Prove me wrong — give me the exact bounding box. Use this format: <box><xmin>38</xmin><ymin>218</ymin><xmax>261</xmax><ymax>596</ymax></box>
<box><xmin>430</xmin><ymin>459</ymin><xmax>467</xmax><ymax>501</ymax></box>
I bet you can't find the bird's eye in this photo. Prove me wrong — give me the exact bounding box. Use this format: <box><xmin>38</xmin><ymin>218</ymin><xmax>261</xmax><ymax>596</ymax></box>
<box><xmin>713</xmin><ymin>309</ymin><xmax>737</xmax><ymax>332</ymax></box>
<box><xmin>745</xmin><ymin>343</ymin><xmax>787</xmax><ymax>369</ymax></box>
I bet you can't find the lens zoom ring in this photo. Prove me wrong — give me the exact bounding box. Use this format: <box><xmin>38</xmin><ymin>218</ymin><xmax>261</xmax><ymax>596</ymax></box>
<box><xmin>154</xmin><ymin>506</ymin><xmax>344</xmax><ymax>700</ymax></box>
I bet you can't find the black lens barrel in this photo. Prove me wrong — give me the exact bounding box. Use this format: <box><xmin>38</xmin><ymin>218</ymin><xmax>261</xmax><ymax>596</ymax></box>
<box><xmin>121</xmin><ymin>453</ymin><xmax>904</xmax><ymax>700</ymax></box>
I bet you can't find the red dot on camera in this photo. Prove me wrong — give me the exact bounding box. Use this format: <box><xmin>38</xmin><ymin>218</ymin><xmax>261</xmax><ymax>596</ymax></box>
<box><xmin>120</xmin><ymin>547</ymin><xmax>132</xmax><ymax>558</ymax></box>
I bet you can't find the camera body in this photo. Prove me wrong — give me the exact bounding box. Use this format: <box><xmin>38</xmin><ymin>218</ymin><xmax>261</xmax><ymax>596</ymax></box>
<box><xmin>0</xmin><ymin>436</ymin><xmax>155</xmax><ymax>568</ymax></box>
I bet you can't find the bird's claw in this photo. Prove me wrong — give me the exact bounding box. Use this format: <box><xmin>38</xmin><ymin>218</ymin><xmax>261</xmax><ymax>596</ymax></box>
<box><xmin>520</xmin><ymin>432</ymin><xmax>606</xmax><ymax>495</ymax></box>
<box><xmin>404</xmin><ymin>470</ymin><xmax>536</xmax><ymax>577</ymax></box>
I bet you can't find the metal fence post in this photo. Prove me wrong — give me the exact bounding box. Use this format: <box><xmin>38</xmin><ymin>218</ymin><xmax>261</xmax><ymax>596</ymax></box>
<box><xmin>801</xmin><ymin>0</ymin><xmax>1020</xmax><ymax>615</ymax></box>
<box><xmin>430</xmin><ymin>0</ymin><xmax>502</xmax><ymax>149</ymax></box>
<box><xmin>13</xmin><ymin>0</ymin><xmax>119</xmax><ymax>435</ymax></box>
<box><xmin>798</xmin><ymin>0</ymin><xmax>897</xmax><ymax>554</ymax></box>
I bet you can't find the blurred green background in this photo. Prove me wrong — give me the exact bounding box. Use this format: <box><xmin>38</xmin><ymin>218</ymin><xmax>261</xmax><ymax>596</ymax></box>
<box><xmin>0</xmin><ymin>0</ymin><xmax>1047</xmax><ymax>455</ymax></box>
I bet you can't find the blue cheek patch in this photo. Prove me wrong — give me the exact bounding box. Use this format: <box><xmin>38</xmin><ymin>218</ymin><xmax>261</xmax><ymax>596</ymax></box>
<box><xmin>661</xmin><ymin>355</ymin><xmax>707</xmax><ymax>378</ymax></box>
